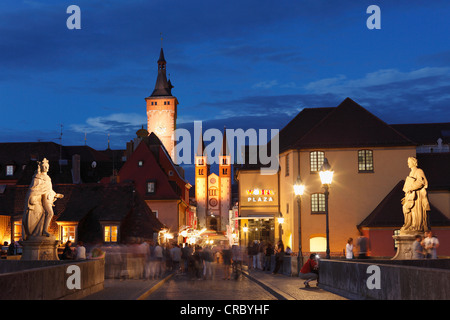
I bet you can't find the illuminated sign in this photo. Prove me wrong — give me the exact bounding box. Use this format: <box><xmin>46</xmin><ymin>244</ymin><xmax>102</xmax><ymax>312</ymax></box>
<box><xmin>246</xmin><ymin>188</ymin><xmax>275</xmax><ymax>202</ymax></box>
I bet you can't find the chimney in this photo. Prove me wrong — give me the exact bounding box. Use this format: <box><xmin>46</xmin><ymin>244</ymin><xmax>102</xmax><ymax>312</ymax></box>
<box><xmin>72</xmin><ymin>154</ymin><xmax>81</xmax><ymax>184</ymax></box>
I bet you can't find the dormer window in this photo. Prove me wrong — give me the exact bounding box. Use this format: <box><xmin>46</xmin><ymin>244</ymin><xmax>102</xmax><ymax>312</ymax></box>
<box><xmin>147</xmin><ymin>180</ymin><xmax>156</xmax><ymax>194</ymax></box>
<box><xmin>6</xmin><ymin>165</ymin><xmax>14</xmax><ymax>176</ymax></box>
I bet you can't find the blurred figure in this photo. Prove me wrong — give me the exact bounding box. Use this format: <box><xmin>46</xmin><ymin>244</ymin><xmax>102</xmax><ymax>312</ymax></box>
<box><xmin>182</xmin><ymin>244</ymin><xmax>193</xmax><ymax>274</ymax></box>
<box><xmin>264</xmin><ymin>242</ymin><xmax>273</xmax><ymax>271</ymax></box>
<box><xmin>412</xmin><ymin>235</ymin><xmax>425</xmax><ymax>259</ymax></box>
<box><xmin>257</xmin><ymin>240</ymin><xmax>265</xmax><ymax>270</ymax></box>
<box><xmin>154</xmin><ymin>242</ymin><xmax>164</xmax><ymax>278</ymax></box>
<box><xmin>231</xmin><ymin>245</ymin><xmax>244</xmax><ymax>280</ymax></box>
<box><xmin>221</xmin><ymin>243</ymin><xmax>232</xmax><ymax>280</ymax></box>
<box><xmin>356</xmin><ymin>232</ymin><xmax>371</xmax><ymax>259</ymax></box>
<box><xmin>345</xmin><ymin>238</ymin><xmax>354</xmax><ymax>259</ymax></box>
<box><xmin>423</xmin><ymin>230</ymin><xmax>439</xmax><ymax>259</ymax></box>
<box><xmin>202</xmin><ymin>245</ymin><xmax>214</xmax><ymax>280</ymax></box>
<box><xmin>61</xmin><ymin>240</ymin><xmax>74</xmax><ymax>260</ymax></box>
<box><xmin>192</xmin><ymin>245</ymin><xmax>203</xmax><ymax>279</ymax></box>
<box><xmin>75</xmin><ymin>241</ymin><xmax>86</xmax><ymax>260</ymax></box>
<box><xmin>171</xmin><ymin>243</ymin><xmax>182</xmax><ymax>273</ymax></box>
<box><xmin>272</xmin><ymin>240</ymin><xmax>284</xmax><ymax>275</ymax></box>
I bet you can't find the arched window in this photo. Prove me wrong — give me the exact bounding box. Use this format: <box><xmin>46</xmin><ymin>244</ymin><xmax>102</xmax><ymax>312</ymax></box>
<box><xmin>310</xmin><ymin>236</ymin><xmax>326</xmax><ymax>252</ymax></box>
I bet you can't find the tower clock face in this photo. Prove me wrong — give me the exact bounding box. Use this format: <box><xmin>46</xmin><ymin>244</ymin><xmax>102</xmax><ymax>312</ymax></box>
<box><xmin>155</xmin><ymin>124</ymin><xmax>166</xmax><ymax>135</ymax></box>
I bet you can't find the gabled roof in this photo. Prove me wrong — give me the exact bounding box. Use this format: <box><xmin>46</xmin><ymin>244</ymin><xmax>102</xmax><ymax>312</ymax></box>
<box><xmin>0</xmin><ymin>142</ymin><xmax>123</xmax><ymax>184</ymax></box>
<box><xmin>358</xmin><ymin>180</ymin><xmax>450</xmax><ymax>229</ymax></box>
<box><xmin>56</xmin><ymin>183</ymin><xmax>164</xmax><ymax>230</ymax></box>
<box><xmin>291</xmin><ymin>98</ymin><xmax>415</xmax><ymax>149</ymax></box>
<box><xmin>279</xmin><ymin>107</ymin><xmax>334</xmax><ymax>153</ymax></box>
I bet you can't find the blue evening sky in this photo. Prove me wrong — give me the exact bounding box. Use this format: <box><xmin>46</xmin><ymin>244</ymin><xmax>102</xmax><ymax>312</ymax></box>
<box><xmin>1</xmin><ymin>0</ymin><xmax>449</xmax><ymax>153</ymax></box>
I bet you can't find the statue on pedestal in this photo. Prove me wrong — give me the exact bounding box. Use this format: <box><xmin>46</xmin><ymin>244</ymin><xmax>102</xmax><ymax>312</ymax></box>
<box><xmin>22</xmin><ymin>158</ymin><xmax>64</xmax><ymax>240</ymax></box>
<box><xmin>400</xmin><ymin>157</ymin><xmax>430</xmax><ymax>234</ymax></box>
<box><xmin>393</xmin><ymin>157</ymin><xmax>431</xmax><ymax>260</ymax></box>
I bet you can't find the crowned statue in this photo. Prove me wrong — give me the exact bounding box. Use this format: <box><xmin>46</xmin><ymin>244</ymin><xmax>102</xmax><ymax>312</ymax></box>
<box><xmin>22</xmin><ymin>158</ymin><xmax>64</xmax><ymax>240</ymax></box>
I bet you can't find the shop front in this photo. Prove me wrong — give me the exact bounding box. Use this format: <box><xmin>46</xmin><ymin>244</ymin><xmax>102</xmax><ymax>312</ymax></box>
<box><xmin>235</xmin><ymin>168</ymin><xmax>280</xmax><ymax>247</ymax></box>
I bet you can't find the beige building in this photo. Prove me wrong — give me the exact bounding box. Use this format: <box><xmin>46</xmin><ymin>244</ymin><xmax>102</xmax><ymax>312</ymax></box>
<box><xmin>236</xmin><ymin>98</ymin><xmax>432</xmax><ymax>257</ymax></box>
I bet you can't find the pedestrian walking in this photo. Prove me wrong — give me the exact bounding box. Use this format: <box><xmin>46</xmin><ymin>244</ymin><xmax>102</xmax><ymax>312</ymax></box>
<box><xmin>356</xmin><ymin>232</ymin><xmax>371</xmax><ymax>258</ymax></box>
<box><xmin>153</xmin><ymin>242</ymin><xmax>164</xmax><ymax>278</ymax></box>
<box><xmin>272</xmin><ymin>240</ymin><xmax>284</xmax><ymax>275</ymax></box>
<box><xmin>202</xmin><ymin>245</ymin><xmax>214</xmax><ymax>279</ymax></box>
<box><xmin>264</xmin><ymin>242</ymin><xmax>273</xmax><ymax>271</ymax></box>
<box><xmin>170</xmin><ymin>244</ymin><xmax>182</xmax><ymax>273</ymax></box>
<box><xmin>221</xmin><ymin>243</ymin><xmax>232</xmax><ymax>280</ymax></box>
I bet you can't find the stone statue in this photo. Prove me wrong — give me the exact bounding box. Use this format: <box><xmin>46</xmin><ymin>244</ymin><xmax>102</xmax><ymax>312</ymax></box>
<box><xmin>22</xmin><ymin>158</ymin><xmax>64</xmax><ymax>240</ymax></box>
<box><xmin>401</xmin><ymin>157</ymin><xmax>430</xmax><ymax>234</ymax></box>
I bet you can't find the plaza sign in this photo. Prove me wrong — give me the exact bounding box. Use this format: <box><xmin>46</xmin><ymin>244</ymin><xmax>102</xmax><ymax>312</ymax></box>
<box><xmin>246</xmin><ymin>188</ymin><xmax>275</xmax><ymax>203</ymax></box>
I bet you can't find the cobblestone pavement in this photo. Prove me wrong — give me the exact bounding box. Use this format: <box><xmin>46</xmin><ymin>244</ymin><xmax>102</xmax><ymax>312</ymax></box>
<box><xmin>83</xmin><ymin>262</ymin><xmax>347</xmax><ymax>300</ymax></box>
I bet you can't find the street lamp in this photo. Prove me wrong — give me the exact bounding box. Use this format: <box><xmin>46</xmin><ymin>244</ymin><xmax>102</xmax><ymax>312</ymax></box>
<box><xmin>319</xmin><ymin>158</ymin><xmax>333</xmax><ymax>259</ymax></box>
<box><xmin>294</xmin><ymin>175</ymin><xmax>305</xmax><ymax>273</ymax></box>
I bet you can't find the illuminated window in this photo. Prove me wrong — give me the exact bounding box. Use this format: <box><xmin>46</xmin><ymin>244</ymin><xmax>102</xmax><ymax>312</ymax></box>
<box><xmin>310</xmin><ymin>151</ymin><xmax>324</xmax><ymax>172</ymax></box>
<box><xmin>104</xmin><ymin>226</ymin><xmax>118</xmax><ymax>243</ymax></box>
<box><xmin>310</xmin><ymin>236</ymin><xmax>326</xmax><ymax>252</ymax></box>
<box><xmin>6</xmin><ymin>165</ymin><xmax>14</xmax><ymax>176</ymax></box>
<box><xmin>311</xmin><ymin>193</ymin><xmax>326</xmax><ymax>214</ymax></box>
<box><xmin>62</xmin><ymin>226</ymin><xmax>76</xmax><ymax>243</ymax></box>
<box><xmin>358</xmin><ymin>150</ymin><xmax>374</xmax><ymax>172</ymax></box>
<box><xmin>13</xmin><ymin>221</ymin><xmax>22</xmax><ymax>242</ymax></box>
<box><xmin>147</xmin><ymin>181</ymin><xmax>156</xmax><ymax>194</ymax></box>
<box><xmin>138</xmin><ymin>160</ymin><xmax>144</xmax><ymax>167</ymax></box>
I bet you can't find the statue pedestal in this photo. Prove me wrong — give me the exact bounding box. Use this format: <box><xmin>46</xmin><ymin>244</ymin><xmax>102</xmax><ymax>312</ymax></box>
<box><xmin>20</xmin><ymin>236</ymin><xmax>60</xmax><ymax>260</ymax></box>
<box><xmin>392</xmin><ymin>232</ymin><xmax>423</xmax><ymax>260</ymax></box>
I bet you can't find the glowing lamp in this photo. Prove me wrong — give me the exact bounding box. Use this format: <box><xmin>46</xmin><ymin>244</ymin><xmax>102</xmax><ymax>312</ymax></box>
<box><xmin>319</xmin><ymin>158</ymin><xmax>334</xmax><ymax>185</ymax></box>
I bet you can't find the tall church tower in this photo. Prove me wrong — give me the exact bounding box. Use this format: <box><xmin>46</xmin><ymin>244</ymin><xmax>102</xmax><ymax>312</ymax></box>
<box><xmin>195</xmin><ymin>127</ymin><xmax>232</xmax><ymax>231</ymax></box>
<box><xmin>219</xmin><ymin>128</ymin><xmax>232</xmax><ymax>231</ymax></box>
<box><xmin>145</xmin><ymin>47</ymin><xmax>178</xmax><ymax>160</ymax></box>
<box><xmin>195</xmin><ymin>132</ymin><xmax>208</xmax><ymax>229</ymax></box>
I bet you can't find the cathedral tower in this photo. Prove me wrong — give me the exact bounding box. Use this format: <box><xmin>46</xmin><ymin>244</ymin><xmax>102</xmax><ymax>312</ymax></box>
<box><xmin>219</xmin><ymin>127</ymin><xmax>232</xmax><ymax>231</ymax></box>
<box><xmin>145</xmin><ymin>47</ymin><xmax>178</xmax><ymax>160</ymax></box>
<box><xmin>195</xmin><ymin>131</ymin><xmax>208</xmax><ymax>229</ymax></box>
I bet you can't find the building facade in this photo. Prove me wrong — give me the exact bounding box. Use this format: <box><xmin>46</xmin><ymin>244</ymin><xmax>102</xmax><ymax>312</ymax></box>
<box><xmin>236</xmin><ymin>98</ymin><xmax>450</xmax><ymax>258</ymax></box>
<box><xmin>195</xmin><ymin>129</ymin><xmax>232</xmax><ymax>232</ymax></box>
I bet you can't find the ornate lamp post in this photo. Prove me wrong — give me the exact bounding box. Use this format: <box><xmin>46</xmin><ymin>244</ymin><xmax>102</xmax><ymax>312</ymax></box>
<box><xmin>294</xmin><ymin>175</ymin><xmax>305</xmax><ymax>273</ymax></box>
<box><xmin>319</xmin><ymin>158</ymin><xmax>334</xmax><ymax>259</ymax></box>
